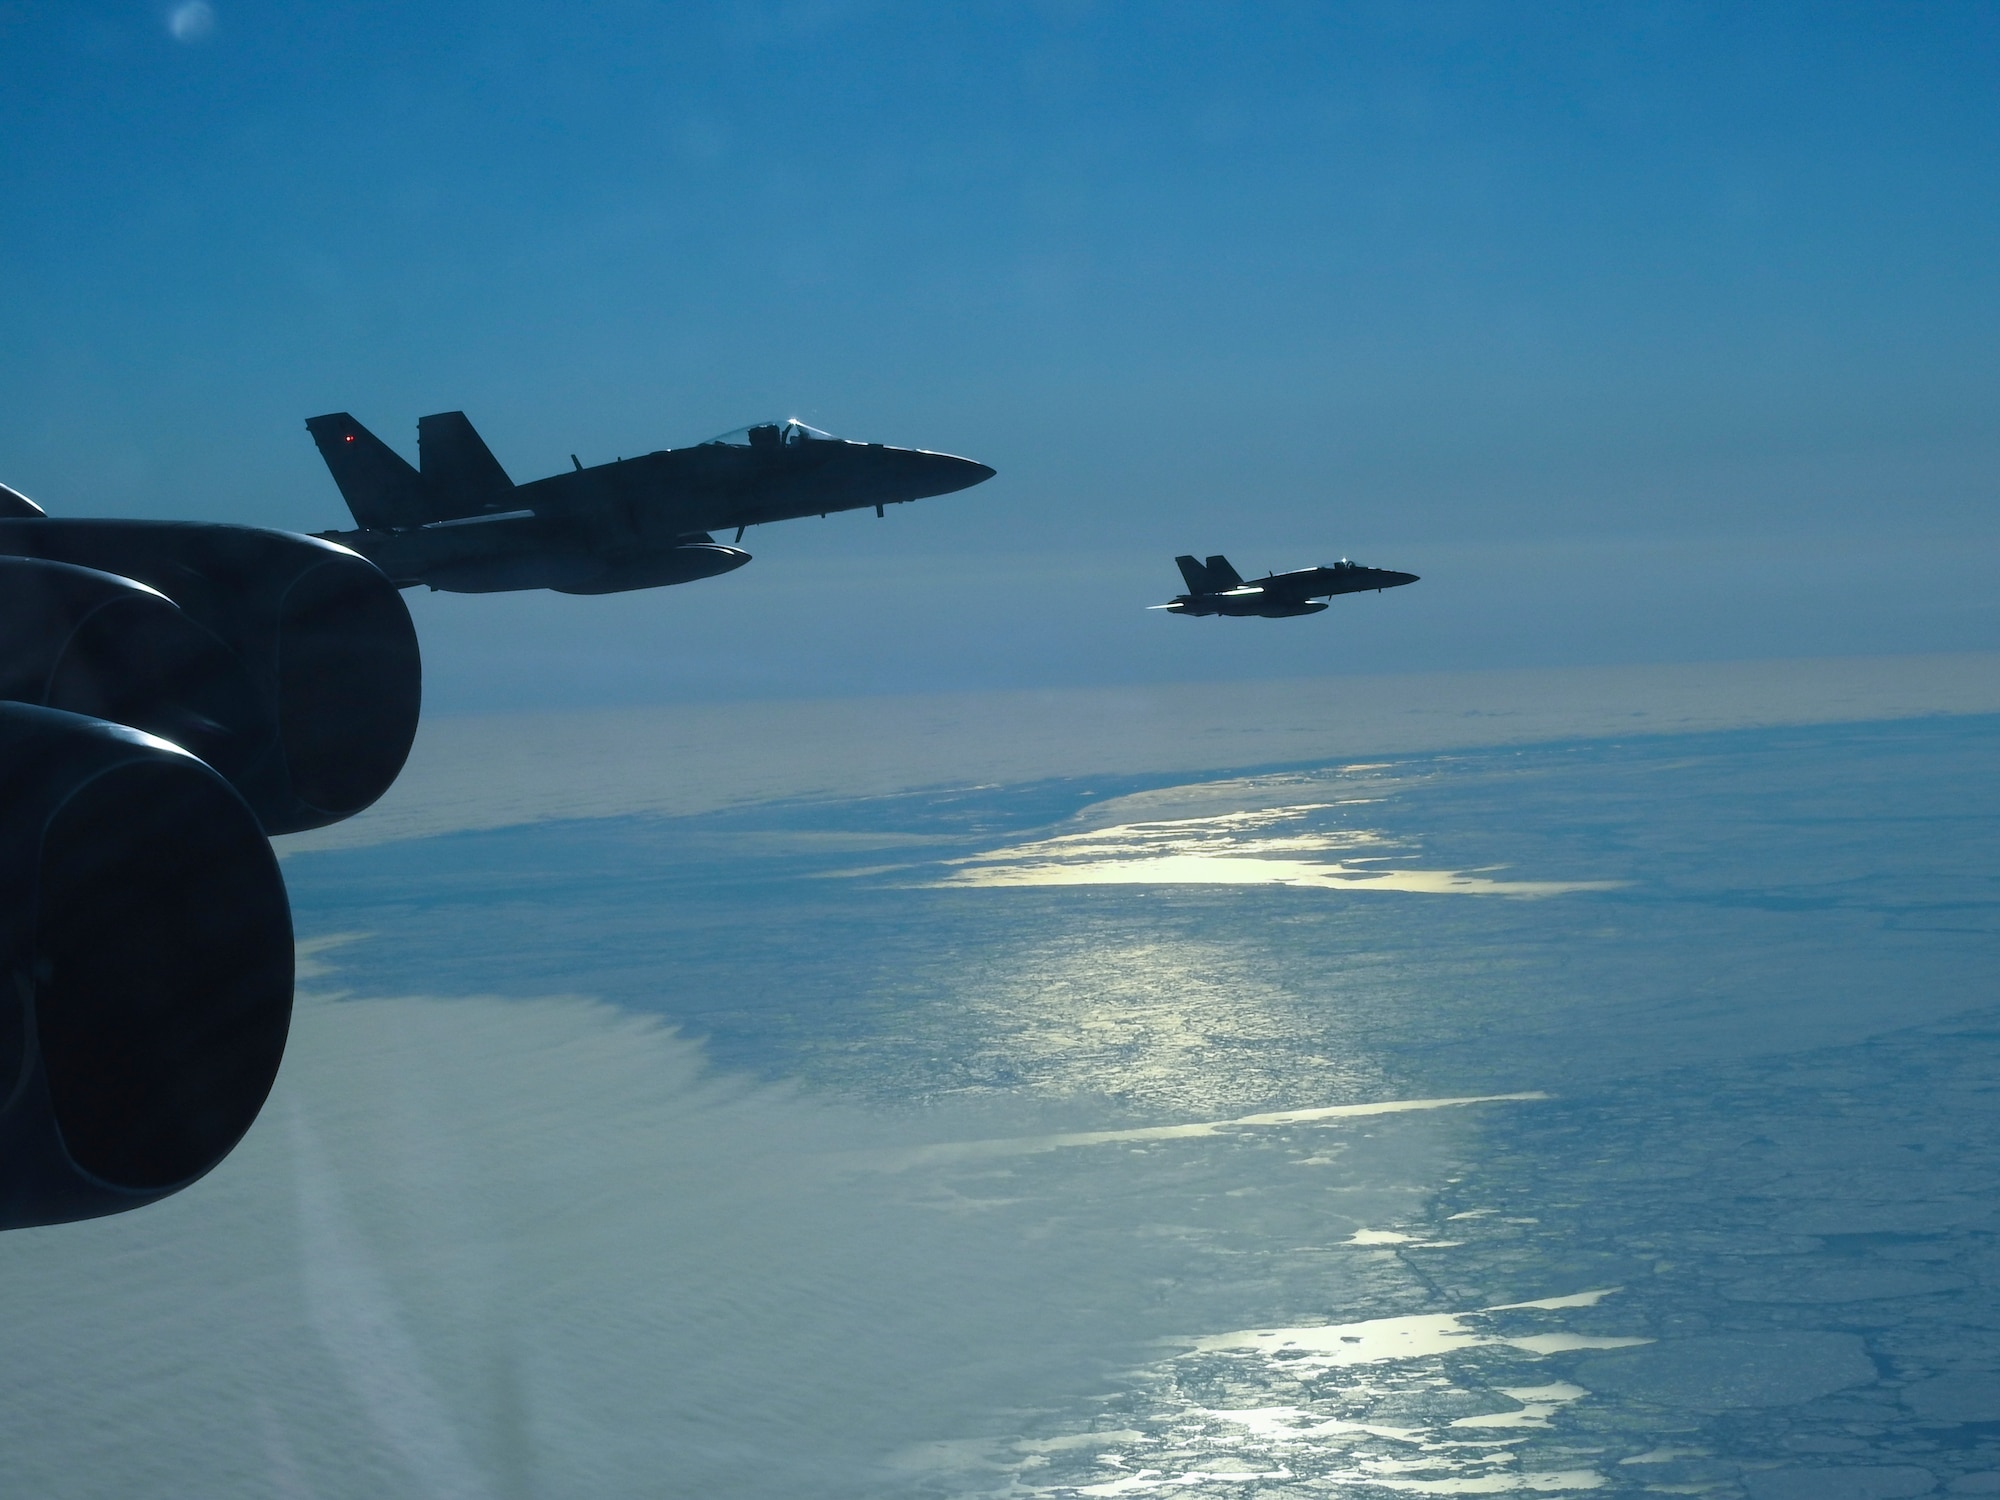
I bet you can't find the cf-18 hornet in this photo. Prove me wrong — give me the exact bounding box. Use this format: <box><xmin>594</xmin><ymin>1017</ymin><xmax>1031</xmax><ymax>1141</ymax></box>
<box><xmin>307</xmin><ymin>412</ymin><xmax>995</xmax><ymax>595</ymax></box>
<box><xmin>1156</xmin><ymin>553</ymin><xmax>1419</xmax><ymax>617</ymax></box>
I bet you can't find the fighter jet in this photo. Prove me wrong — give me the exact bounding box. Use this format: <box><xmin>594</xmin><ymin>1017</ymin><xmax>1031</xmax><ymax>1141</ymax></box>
<box><xmin>306</xmin><ymin>412</ymin><xmax>995</xmax><ymax>594</ymax></box>
<box><xmin>1155</xmin><ymin>554</ymin><xmax>1419</xmax><ymax>617</ymax></box>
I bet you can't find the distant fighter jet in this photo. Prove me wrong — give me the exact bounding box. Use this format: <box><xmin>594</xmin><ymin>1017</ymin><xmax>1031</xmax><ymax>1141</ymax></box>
<box><xmin>1156</xmin><ymin>554</ymin><xmax>1419</xmax><ymax>617</ymax></box>
<box><xmin>306</xmin><ymin>413</ymin><xmax>994</xmax><ymax>594</ymax></box>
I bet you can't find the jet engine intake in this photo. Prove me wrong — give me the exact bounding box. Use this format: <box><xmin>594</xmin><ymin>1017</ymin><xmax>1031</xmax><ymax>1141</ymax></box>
<box><xmin>0</xmin><ymin>704</ymin><xmax>293</xmax><ymax>1229</ymax></box>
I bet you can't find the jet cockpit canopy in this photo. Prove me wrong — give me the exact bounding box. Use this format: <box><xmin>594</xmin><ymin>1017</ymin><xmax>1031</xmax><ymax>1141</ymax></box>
<box><xmin>700</xmin><ymin>418</ymin><xmax>840</xmax><ymax>450</ymax></box>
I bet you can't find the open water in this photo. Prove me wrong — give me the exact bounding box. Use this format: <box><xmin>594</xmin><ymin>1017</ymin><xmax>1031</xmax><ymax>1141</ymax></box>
<box><xmin>0</xmin><ymin>714</ymin><xmax>1992</xmax><ymax>1496</ymax></box>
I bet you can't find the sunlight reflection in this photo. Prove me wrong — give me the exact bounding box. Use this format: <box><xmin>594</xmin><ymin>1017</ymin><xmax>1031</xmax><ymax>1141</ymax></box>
<box><xmin>1191</xmin><ymin>1297</ymin><xmax>1646</xmax><ymax>1368</ymax></box>
<box><xmin>939</xmin><ymin>804</ymin><xmax>1622</xmax><ymax>899</ymax></box>
<box><xmin>932</xmin><ymin>929</ymin><xmax>1398</xmax><ymax>1114</ymax></box>
<box><xmin>873</xmin><ymin>1092</ymin><xmax>1548</xmax><ymax>1169</ymax></box>
<box><xmin>1020</xmin><ymin>1292</ymin><xmax>1647</xmax><ymax>1496</ymax></box>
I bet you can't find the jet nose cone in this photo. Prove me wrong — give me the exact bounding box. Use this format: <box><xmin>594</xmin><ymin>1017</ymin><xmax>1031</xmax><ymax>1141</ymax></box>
<box><xmin>1389</xmin><ymin>570</ymin><xmax>1419</xmax><ymax>586</ymax></box>
<box><xmin>939</xmin><ymin>454</ymin><xmax>996</xmax><ymax>492</ymax></box>
<box><xmin>904</xmin><ymin>450</ymin><xmax>996</xmax><ymax>498</ymax></box>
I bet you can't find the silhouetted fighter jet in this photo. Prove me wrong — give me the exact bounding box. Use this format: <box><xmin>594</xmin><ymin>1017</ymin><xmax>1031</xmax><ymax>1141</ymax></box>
<box><xmin>306</xmin><ymin>413</ymin><xmax>994</xmax><ymax>594</ymax></box>
<box><xmin>1156</xmin><ymin>554</ymin><xmax>1419</xmax><ymax>617</ymax></box>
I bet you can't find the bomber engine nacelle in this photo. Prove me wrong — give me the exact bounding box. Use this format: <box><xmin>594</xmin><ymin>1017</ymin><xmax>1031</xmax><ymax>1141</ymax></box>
<box><xmin>0</xmin><ymin>506</ymin><xmax>422</xmax><ymax>1229</ymax></box>
<box><xmin>0</xmin><ymin>557</ymin><xmax>269</xmax><ymax>794</ymax></box>
<box><xmin>0</xmin><ymin>705</ymin><xmax>293</xmax><ymax>1228</ymax></box>
<box><xmin>0</xmin><ymin>520</ymin><xmax>421</xmax><ymax>835</ymax></box>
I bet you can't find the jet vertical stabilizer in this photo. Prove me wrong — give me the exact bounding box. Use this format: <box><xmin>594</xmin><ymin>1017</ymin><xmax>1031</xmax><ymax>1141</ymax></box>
<box><xmin>418</xmin><ymin>411</ymin><xmax>514</xmax><ymax>516</ymax></box>
<box><xmin>305</xmin><ymin>414</ymin><xmax>435</xmax><ymax>531</ymax></box>
<box><xmin>1175</xmin><ymin>555</ymin><xmax>1213</xmax><ymax>593</ymax></box>
<box><xmin>1204</xmin><ymin>555</ymin><xmax>1244</xmax><ymax>588</ymax></box>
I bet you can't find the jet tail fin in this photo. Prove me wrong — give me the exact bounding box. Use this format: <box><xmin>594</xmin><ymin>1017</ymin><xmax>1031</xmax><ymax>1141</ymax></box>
<box><xmin>305</xmin><ymin>413</ymin><xmax>433</xmax><ymax>530</ymax></box>
<box><xmin>0</xmin><ymin>482</ymin><xmax>45</xmax><ymax>518</ymax></box>
<box><xmin>1204</xmin><ymin>554</ymin><xmax>1243</xmax><ymax>589</ymax></box>
<box><xmin>418</xmin><ymin>411</ymin><xmax>513</xmax><ymax>514</ymax></box>
<box><xmin>1175</xmin><ymin>554</ymin><xmax>1212</xmax><ymax>593</ymax></box>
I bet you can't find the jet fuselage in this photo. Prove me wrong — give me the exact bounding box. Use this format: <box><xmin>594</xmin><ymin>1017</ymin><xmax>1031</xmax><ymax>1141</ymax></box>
<box><xmin>308</xmin><ymin>415</ymin><xmax>994</xmax><ymax>595</ymax></box>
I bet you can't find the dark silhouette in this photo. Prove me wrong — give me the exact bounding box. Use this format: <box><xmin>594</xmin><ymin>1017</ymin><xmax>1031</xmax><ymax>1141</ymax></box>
<box><xmin>305</xmin><ymin>412</ymin><xmax>996</xmax><ymax>595</ymax></box>
<box><xmin>0</xmin><ymin>490</ymin><xmax>420</xmax><ymax>1229</ymax></box>
<box><xmin>1155</xmin><ymin>553</ymin><xmax>1420</xmax><ymax>618</ymax></box>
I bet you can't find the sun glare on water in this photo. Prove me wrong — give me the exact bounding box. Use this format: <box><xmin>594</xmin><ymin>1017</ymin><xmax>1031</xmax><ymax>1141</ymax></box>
<box><xmin>938</xmin><ymin>802</ymin><xmax>1623</xmax><ymax>898</ymax></box>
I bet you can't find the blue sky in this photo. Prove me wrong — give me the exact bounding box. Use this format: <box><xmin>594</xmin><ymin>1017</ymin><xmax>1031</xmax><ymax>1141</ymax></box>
<box><xmin>6</xmin><ymin>2</ymin><xmax>1998</xmax><ymax>708</ymax></box>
